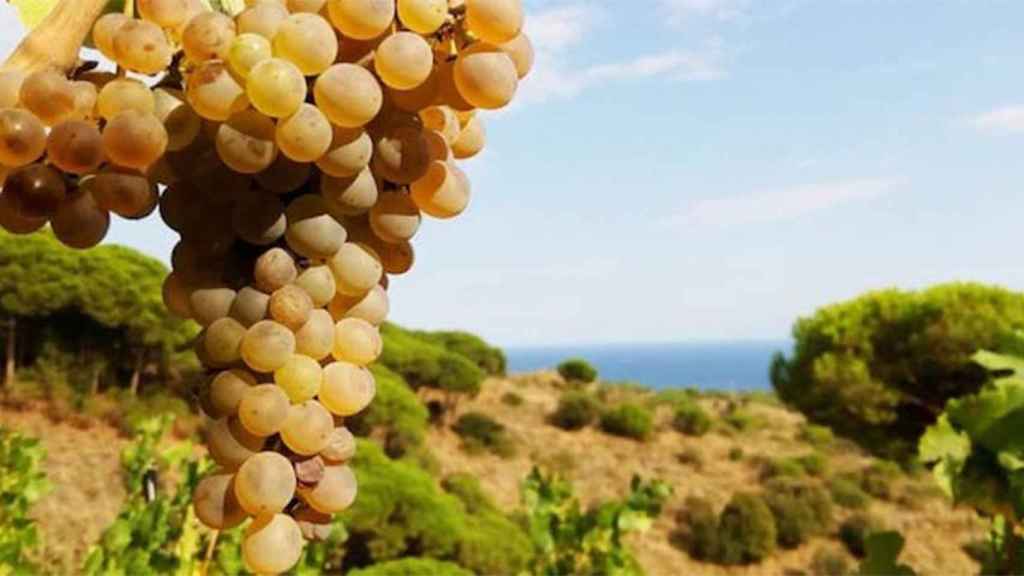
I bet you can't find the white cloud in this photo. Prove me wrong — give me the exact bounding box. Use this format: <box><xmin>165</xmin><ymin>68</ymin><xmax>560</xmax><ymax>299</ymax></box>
<box><xmin>660</xmin><ymin>0</ymin><xmax>748</xmax><ymax>23</ymax></box>
<box><xmin>674</xmin><ymin>178</ymin><xmax>899</xmax><ymax>227</ymax></box>
<box><xmin>519</xmin><ymin>2</ymin><xmax>726</xmax><ymax>104</ymax></box>
<box><xmin>971</xmin><ymin>105</ymin><xmax>1024</xmax><ymax>134</ymax></box>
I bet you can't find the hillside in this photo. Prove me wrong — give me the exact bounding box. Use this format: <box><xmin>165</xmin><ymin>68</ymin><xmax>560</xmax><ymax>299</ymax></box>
<box><xmin>2</xmin><ymin>370</ymin><xmax>986</xmax><ymax>575</ymax></box>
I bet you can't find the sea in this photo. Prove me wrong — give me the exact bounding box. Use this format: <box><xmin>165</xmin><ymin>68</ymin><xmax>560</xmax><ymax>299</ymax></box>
<box><xmin>505</xmin><ymin>341</ymin><xmax>791</xmax><ymax>392</ymax></box>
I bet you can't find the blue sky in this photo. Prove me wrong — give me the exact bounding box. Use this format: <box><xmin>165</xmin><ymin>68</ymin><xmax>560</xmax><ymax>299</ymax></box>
<box><xmin>2</xmin><ymin>1</ymin><xmax>1024</xmax><ymax>347</ymax></box>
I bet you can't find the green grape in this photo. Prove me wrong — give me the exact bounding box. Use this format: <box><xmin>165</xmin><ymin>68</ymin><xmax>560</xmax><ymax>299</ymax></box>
<box><xmin>276</xmin><ymin>103</ymin><xmax>332</xmax><ymax>163</ymax></box>
<box><xmin>317</xmin><ymin>127</ymin><xmax>373</xmax><ymax>178</ymax></box>
<box><xmin>0</xmin><ymin>108</ymin><xmax>46</xmax><ymax>167</ymax></box>
<box><xmin>410</xmin><ymin>160</ymin><xmax>470</xmax><ymax>218</ymax></box>
<box><xmin>241</xmin><ymin>320</ymin><xmax>297</xmax><ymax>373</ymax></box>
<box><xmin>243</xmin><ymin>514</ymin><xmax>304</xmax><ymax>575</ymax></box>
<box><xmin>215</xmin><ymin>109</ymin><xmax>278</xmax><ymax>174</ymax></box>
<box><xmin>236</xmin><ymin>0</ymin><xmax>289</xmax><ymax>39</ymax></box>
<box><xmin>269</xmin><ymin>284</ymin><xmax>314</xmax><ymax>331</ymax></box>
<box><xmin>314</xmin><ymin>64</ymin><xmax>382</xmax><ymax>128</ymax></box>
<box><xmin>205</xmin><ymin>317</ymin><xmax>247</xmax><ymax>365</ymax></box>
<box><xmin>229</xmin><ymin>286</ymin><xmax>271</xmax><ymax>327</ymax></box>
<box><xmin>209</xmin><ymin>369</ymin><xmax>258</xmax><ymax>417</ymax></box>
<box><xmin>285</xmin><ymin>194</ymin><xmax>347</xmax><ymax>259</ymax></box>
<box><xmin>193</xmin><ymin>472</ymin><xmax>246</xmax><ymax>530</ymax></box>
<box><xmin>51</xmin><ymin>188</ymin><xmax>110</xmax><ymax>250</ymax></box>
<box><xmin>374</xmin><ymin>32</ymin><xmax>433</xmax><ymax>90</ymax></box>
<box><xmin>321</xmin><ymin>167</ymin><xmax>378</xmax><ymax>217</ymax></box>
<box><xmin>153</xmin><ymin>88</ymin><xmax>201</xmax><ymax>152</ymax></box>
<box><xmin>273</xmin><ymin>13</ymin><xmax>338</xmax><ymax>76</ymax></box>
<box><xmin>47</xmin><ymin>120</ymin><xmax>104</xmax><ymax>174</ymax></box>
<box><xmin>320</xmin><ymin>362</ymin><xmax>376</xmax><ymax>416</ymax></box>
<box><xmin>465</xmin><ymin>0</ymin><xmax>524</xmax><ymax>44</ymax></box>
<box><xmin>397</xmin><ymin>0</ymin><xmax>447</xmax><ymax>34</ymax></box>
<box><xmin>326</xmin><ymin>0</ymin><xmax>395</xmax><ymax>40</ymax></box>
<box><xmin>369</xmin><ymin>189</ymin><xmax>421</xmax><ymax>243</ymax></box>
<box><xmin>328</xmin><ymin>242</ymin><xmax>383</xmax><ymax>296</ymax></box>
<box><xmin>298</xmin><ymin>463</ymin><xmax>356</xmax><ymax>514</ymax></box>
<box><xmin>138</xmin><ymin>0</ymin><xmax>190</xmax><ymax>28</ymax></box>
<box><xmin>372</xmin><ymin>122</ymin><xmax>430</xmax><ymax>184</ymax></box>
<box><xmin>189</xmin><ymin>285</ymin><xmax>237</xmax><ymax>327</ymax></box>
<box><xmin>451</xmin><ymin>113</ymin><xmax>485</xmax><ymax>158</ymax></box>
<box><xmin>227</xmin><ymin>33</ymin><xmax>273</xmax><ymax>79</ymax></box>
<box><xmin>294</xmin><ymin>309</ymin><xmax>335</xmax><ymax>360</ymax></box>
<box><xmin>274</xmin><ymin>355</ymin><xmax>323</xmax><ymax>403</ymax></box>
<box><xmin>102</xmin><ymin>110</ymin><xmax>168</xmax><ymax>170</ymax></box>
<box><xmin>92</xmin><ymin>13</ymin><xmax>130</xmax><ymax>60</ymax></box>
<box><xmin>328</xmin><ymin>284</ymin><xmax>389</xmax><ymax>325</ymax></box>
<box><xmin>206</xmin><ymin>417</ymin><xmax>265</xmax><ymax>469</ymax></box>
<box><xmin>19</xmin><ymin>70</ymin><xmax>75</xmax><ymax>126</ymax></box>
<box><xmin>182</xmin><ymin>11</ymin><xmax>236</xmax><ymax>62</ymax></box>
<box><xmin>331</xmin><ymin>317</ymin><xmax>382</xmax><ymax>366</ymax></box>
<box><xmin>235</xmin><ymin>451</ymin><xmax>297</xmax><ymax>515</ymax></box>
<box><xmin>187</xmin><ymin>61</ymin><xmax>250</xmax><ymax>121</ymax></box>
<box><xmin>113</xmin><ymin>19</ymin><xmax>174</xmax><ymax>74</ymax></box>
<box><xmin>454</xmin><ymin>45</ymin><xmax>518</xmax><ymax>110</ymax></box>
<box><xmin>499</xmin><ymin>33</ymin><xmax>534</xmax><ymax>78</ymax></box>
<box><xmin>295</xmin><ymin>265</ymin><xmax>336</xmax><ymax>308</ymax></box>
<box><xmin>238</xmin><ymin>384</ymin><xmax>292</xmax><ymax>436</ymax></box>
<box><xmin>87</xmin><ymin>167</ymin><xmax>159</xmax><ymax>219</ymax></box>
<box><xmin>247</xmin><ymin>58</ymin><xmax>307</xmax><ymax>119</ymax></box>
<box><xmin>320</xmin><ymin>426</ymin><xmax>356</xmax><ymax>462</ymax></box>
<box><xmin>280</xmin><ymin>400</ymin><xmax>334</xmax><ymax>455</ymax></box>
<box><xmin>253</xmin><ymin>248</ymin><xmax>298</xmax><ymax>293</ymax></box>
<box><xmin>97</xmin><ymin>78</ymin><xmax>155</xmax><ymax>120</ymax></box>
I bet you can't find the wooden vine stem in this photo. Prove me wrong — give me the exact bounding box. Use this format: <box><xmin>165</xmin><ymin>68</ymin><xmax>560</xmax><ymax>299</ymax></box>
<box><xmin>1</xmin><ymin>0</ymin><xmax>109</xmax><ymax>73</ymax></box>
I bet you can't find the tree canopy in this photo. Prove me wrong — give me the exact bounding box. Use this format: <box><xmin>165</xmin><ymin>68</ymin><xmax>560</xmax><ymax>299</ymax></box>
<box><xmin>771</xmin><ymin>283</ymin><xmax>1024</xmax><ymax>460</ymax></box>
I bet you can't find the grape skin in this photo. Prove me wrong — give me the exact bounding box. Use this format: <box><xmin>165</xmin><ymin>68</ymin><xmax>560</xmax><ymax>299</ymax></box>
<box><xmin>247</xmin><ymin>58</ymin><xmax>308</xmax><ymax>119</ymax></box>
<box><xmin>374</xmin><ymin>32</ymin><xmax>434</xmax><ymax>91</ymax></box>
<box><xmin>280</xmin><ymin>400</ymin><xmax>334</xmax><ymax>454</ymax></box>
<box><xmin>113</xmin><ymin>19</ymin><xmax>174</xmax><ymax>74</ymax></box>
<box><xmin>209</xmin><ymin>369</ymin><xmax>258</xmax><ymax>417</ymax></box>
<box><xmin>465</xmin><ymin>0</ymin><xmax>524</xmax><ymax>44</ymax></box>
<box><xmin>215</xmin><ymin>109</ymin><xmax>279</xmax><ymax>174</ymax></box>
<box><xmin>294</xmin><ymin>309</ymin><xmax>336</xmax><ymax>360</ymax></box>
<box><xmin>234</xmin><ymin>451</ymin><xmax>297</xmax><ymax>515</ymax></box>
<box><xmin>298</xmin><ymin>463</ymin><xmax>357</xmax><ymax>514</ymax></box>
<box><xmin>102</xmin><ymin>110</ymin><xmax>169</xmax><ymax>171</ymax></box>
<box><xmin>47</xmin><ymin>121</ymin><xmax>105</xmax><ymax>175</ymax></box>
<box><xmin>314</xmin><ymin>64</ymin><xmax>383</xmax><ymax>128</ymax></box>
<box><xmin>273</xmin><ymin>13</ymin><xmax>339</xmax><ymax>76</ymax></box>
<box><xmin>327</xmin><ymin>0</ymin><xmax>395</xmax><ymax>40</ymax></box>
<box><xmin>0</xmin><ymin>108</ymin><xmax>47</xmax><ymax>167</ymax></box>
<box><xmin>243</xmin><ymin>513</ymin><xmax>304</xmax><ymax>575</ymax></box>
<box><xmin>454</xmin><ymin>47</ymin><xmax>519</xmax><ymax>110</ymax></box>
<box><xmin>397</xmin><ymin>0</ymin><xmax>448</xmax><ymax>34</ymax></box>
<box><xmin>4</xmin><ymin>164</ymin><xmax>66</xmax><ymax>219</ymax></box>
<box><xmin>239</xmin><ymin>384</ymin><xmax>292</xmax><ymax>437</ymax></box>
<box><xmin>51</xmin><ymin>189</ymin><xmax>110</xmax><ymax>250</ymax></box>
<box><xmin>321</xmin><ymin>167</ymin><xmax>379</xmax><ymax>217</ymax></box>
<box><xmin>274</xmin><ymin>354</ymin><xmax>323</xmax><ymax>403</ymax></box>
<box><xmin>285</xmin><ymin>195</ymin><xmax>348</xmax><ymax>259</ymax></box>
<box><xmin>207</xmin><ymin>417</ymin><xmax>265</xmax><ymax>469</ymax></box>
<box><xmin>331</xmin><ymin>317</ymin><xmax>383</xmax><ymax>366</ymax></box>
<box><xmin>193</xmin><ymin>472</ymin><xmax>247</xmax><ymax>530</ymax></box>
<box><xmin>276</xmin><ymin>104</ymin><xmax>333</xmax><ymax>163</ymax></box>
<box><xmin>183</xmin><ymin>11</ymin><xmax>237</xmax><ymax>62</ymax></box>
<box><xmin>269</xmin><ymin>284</ymin><xmax>314</xmax><ymax>331</ymax></box>
<box><xmin>328</xmin><ymin>243</ymin><xmax>384</xmax><ymax>297</ymax></box>
<box><xmin>241</xmin><ymin>320</ymin><xmax>297</xmax><ymax>373</ymax></box>
<box><xmin>19</xmin><ymin>70</ymin><xmax>75</xmax><ymax>126</ymax></box>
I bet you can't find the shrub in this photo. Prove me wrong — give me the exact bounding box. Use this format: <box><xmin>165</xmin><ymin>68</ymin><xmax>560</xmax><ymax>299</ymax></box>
<box><xmin>682</xmin><ymin>496</ymin><xmax>719</xmax><ymax>561</ymax></box>
<box><xmin>411</xmin><ymin>329</ymin><xmax>507</xmax><ymax>375</ymax></box>
<box><xmin>600</xmin><ymin>404</ymin><xmax>654</xmax><ymax>440</ymax></box>
<box><xmin>860</xmin><ymin>462</ymin><xmax>900</xmax><ymax>500</ymax></box>
<box><xmin>724</xmin><ymin>409</ymin><xmax>755</xmax><ymax>432</ymax></box>
<box><xmin>348</xmin><ymin>558</ymin><xmax>473</xmax><ymax>576</ymax></box>
<box><xmin>501</xmin><ymin>391</ymin><xmax>524</xmax><ymax>406</ymax></box>
<box><xmin>760</xmin><ymin>457</ymin><xmax>805</xmax><ymax>480</ymax></box>
<box><xmin>550</xmin><ymin>392</ymin><xmax>601</xmax><ymax>431</ymax></box>
<box><xmin>799</xmin><ymin>424</ymin><xmax>835</xmax><ymax>447</ymax></box>
<box><xmin>797</xmin><ymin>452</ymin><xmax>828</xmax><ymax>477</ymax></box>
<box><xmin>762</xmin><ymin>479</ymin><xmax>833</xmax><ymax>549</ymax></box>
<box><xmin>839</xmin><ymin>513</ymin><xmax>885</xmax><ymax>557</ymax></box>
<box><xmin>829</xmin><ymin>477</ymin><xmax>869</xmax><ymax>509</ymax></box>
<box><xmin>677</xmin><ymin>447</ymin><xmax>704</xmax><ymax>470</ymax></box>
<box><xmin>673</xmin><ymin>402</ymin><xmax>712</xmax><ymax>436</ymax></box>
<box><xmin>453</xmin><ymin>412</ymin><xmax>515</xmax><ymax>457</ymax></box>
<box><xmin>652</xmin><ymin>388</ymin><xmax>699</xmax><ymax>407</ymax></box>
<box><xmin>557</xmin><ymin>358</ymin><xmax>598</xmax><ymax>383</ymax></box>
<box><xmin>442</xmin><ymin>473</ymin><xmax>494</xmax><ymax>515</ymax></box>
<box><xmin>729</xmin><ymin>447</ymin><xmax>744</xmax><ymax>461</ymax></box>
<box><xmin>346</xmin><ymin>365</ymin><xmax>429</xmax><ymax>457</ymax></box>
<box><xmin>379</xmin><ymin>324</ymin><xmax>485</xmax><ymax>397</ymax></box>
<box><xmin>811</xmin><ymin>547</ymin><xmax>851</xmax><ymax>576</ymax></box>
<box><xmin>772</xmin><ymin>283</ymin><xmax>1024</xmax><ymax>461</ymax></box>
<box><xmin>457</xmin><ymin>511</ymin><xmax>533</xmax><ymax>575</ymax></box>
<box><xmin>716</xmin><ymin>492</ymin><xmax>777</xmax><ymax>565</ymax></box>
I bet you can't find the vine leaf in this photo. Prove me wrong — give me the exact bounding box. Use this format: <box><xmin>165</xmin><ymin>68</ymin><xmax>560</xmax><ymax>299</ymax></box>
<box><xmin>8</xmin><ymin>0</ymin><xmax>62</xmax><ymax>29</ymax></box>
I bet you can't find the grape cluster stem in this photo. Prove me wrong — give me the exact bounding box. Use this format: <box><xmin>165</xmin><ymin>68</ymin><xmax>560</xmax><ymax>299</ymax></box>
<box><xmin>1</xmin><ymin>0</ymin><xmax>108</xmax><ymax>74</ymax></box>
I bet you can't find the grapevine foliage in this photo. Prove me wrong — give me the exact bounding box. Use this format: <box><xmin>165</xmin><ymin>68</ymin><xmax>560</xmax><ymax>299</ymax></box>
<box><xmin>919</xmin><ymin>348</ymin><xmax>1024</xmax><ymax>573</ymax></box>
<box><xmin>83</xmin><ymin>416</ymin><xmax>207</xmax><ymax>576</ymax></box>
<box><xmin>0</xmin><ymin>429</ymin><xmax>50</xmax><ymax>575</ymax></box>
<box><xmin>857</xmin><ymin>531</ymin><xmax>916</xmax><ymax>576</ymax></box>
<box><xmin>523</xmin><ymin>468</ymin><xmax>672</xmax><ymax>576</ymax></box>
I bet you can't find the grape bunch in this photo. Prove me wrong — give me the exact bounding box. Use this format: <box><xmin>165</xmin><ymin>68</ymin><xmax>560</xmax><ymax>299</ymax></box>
<box><xmin>0</xmin><ymin>0</ymin><xmax>530</xmax><ymax>572</ymax></box>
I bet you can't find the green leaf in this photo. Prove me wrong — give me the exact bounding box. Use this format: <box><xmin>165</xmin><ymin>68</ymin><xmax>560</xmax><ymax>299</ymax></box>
<box><xmin>919</xmin><ymin>414</ymin><xmax>970</xmax><ymax>464</ymax></box>
<box><xmin>946</xmin><ymin>377</ymin><xmax>1024</xmax><ymax>453</ymax></box>
<box><xmin>8</xmin><ymin>0</ymin><xmax>60</xmax><ymax>29</ymax></box>
<box><xmin>974</xmin><ymin>350</ymin><xmax>1024</xmax><ymax>375</ymax></box>
<box><xmin>858</xmin><ymin>532</ymin><xmax>917</xmax><ymax>576</ymax></box>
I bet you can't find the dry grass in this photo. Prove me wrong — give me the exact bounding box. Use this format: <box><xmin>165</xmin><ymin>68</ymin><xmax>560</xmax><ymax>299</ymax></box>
<box><xmin>0</xmin><ymin>404</ymin><xmax>127</xmax><ymax>573</ymax></box>
<box><xmin>428</xmin><ymin>374</ymin><xmax>986</xmax><ymax>576</ymax></box>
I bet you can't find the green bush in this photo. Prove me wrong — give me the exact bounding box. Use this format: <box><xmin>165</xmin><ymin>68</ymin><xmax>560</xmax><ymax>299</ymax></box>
<box><xmin>557</xmin><ymin>358</ymin><xmax>598</xmax><ymax>383</ymax></box>
<box><xmin>501</xmin><ymin>391</ymin><xmax>524</xmax><ymax>406</ymax></box>
<box><xmin>673</xmin><ymin>402</ymin><xmax>712</xmax><ymax>436</ymax></box>
<box><xmin>724</xmin><ymin>409</ymin><xmax>755</xmax><ymax>432</ymax></box>
<box><xmin>859</xmin><ymin>462</ymin><xmax>901</xmax><ymax>500</ymax></box>
<box><xmin>411</xmin><ymin>329</ymin><xmax>507</xmax><ymax>375</ymax></box>
<box><xmin>760</xmin><ymin>457</ymin><xmax>805</xmax><ymax>480</ymax></box>
<box><xmin>600</xmin><ymin>404</ymin><xmax>654</xmax><ymax>441</ymax></box>
<box><xmin>728</xmin><ymin>447</ymin><xmax>744</xmax><ymax>461</ymax></box>
<box><xmin>772</xmin><ymin>283</ymin><xmax>1024</xmax><ymax>461</ymax></box>
<box><xmin>453</xmin><ymin>412</ymin><xmax>515</xmax><ymax>457</ymax></box>
<box><xmin>811</xmin><ymin>547</ymin><xmax>851</xmax><ymax>576</ymax></box>
<box><xmin>797</xmin><ymin>453</ymin><xmax>828</xmax><ymax>477</ymax></box>
<box><xmin>829</xmin><ymin>477</ymin><xmax>869</xmax><ymax>509</ymax></box>
<box><xmin>651</xmin><ymin>388</ymin><xmax>699</xmax><ymax>407</ymax></box>
<box><xmin>799</xmin><ymin>424</ymin><xmax>835</xmax><ymax>447</ymax></box>
<box><xmin>456</xmin><ymin>511</ymin><xmax>533</xmax><ymax>575</ymax></box>
<box><xmin>346</xmin><ymin>365</ymin><xmax>429</xmax><ymax>457</ymax></box>
<box><xmin>550</xmin><ymin>391</ymin><xmax>601</xmax><ymax>430</ymax></box>
<box><xmin>716</xmin><ymin>492</ymin><xmax>777</xmax><ymax>565</ymax></box>
<box><xmin>762</xmin><ymin>479</ymin><xmax>833</xmax><ymax>549</ymax></box>
<box><xmin>683</xmin><ymin>496</ymin><xmax>719</xmax><ymax>561</ymax></box>
<box><xmin>442</xmin><ymin>473</ymin><xmax>494</xmax><ymax>515</ymax></box>
<box><xmin>347</xmin><ymin>558</ymin><xmax>473</xmax><ymax>576</ymax></box>
<box><xmin>379</xmin><ymin>324</ymin><xmax>485</xmax><ymax>398</ymax></box>
<box><xmin>0</xmin><ymin>429</ymin><xmax>50</xmax><ymax>574</ymax></box>
<box><xmin>839</xmin><ymin>513</ymin><xmax>885</xmax><ymax>557</ymax></box>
